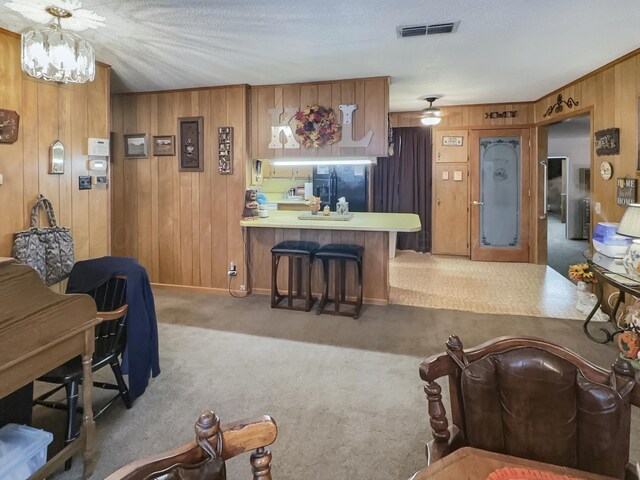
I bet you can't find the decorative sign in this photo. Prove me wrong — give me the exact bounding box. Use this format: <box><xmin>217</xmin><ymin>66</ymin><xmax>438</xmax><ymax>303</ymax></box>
<box><xmin>617</xmin><ymin>177</ymin><xmax>637</xmax><ymax>206</ymax></box>
<box><xmin>218</xmin><ymin>127</ymin><xmax>233</xmax><ymax>174</ymax></box>
<box><xmin>484</xmin><ymin>111</ymin><xmax>517</xmax><ymax>119</ymax></box>
<box><xmin>543</xmin><ymin>93</ymin><xmax>580</xmax><ymax>118</ymax></box>
<box><xmin>442</xmin><ymin>136</ymin><xmax>464</xmax><ymax>147</ymax></box>
<box><xmin>178</xmin><ymin>117</ymin><xmax>204</xmax><ymax>172</ymax></box>
<box><xmin>595</xmin><ymin>128</ymin><xmax>620</xmax><ymax>156</ymax></box>
<box><xmin>268</xmin><ymin>104</ymin><xmax>372</xmax><ymax>150</ymax></box>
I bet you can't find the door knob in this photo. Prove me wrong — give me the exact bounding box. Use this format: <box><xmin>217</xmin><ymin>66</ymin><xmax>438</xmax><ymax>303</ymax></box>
<box><xmin>471</xmin><ymin>200</ymin><xmax>484</xmax><ymax>205</ymax></box>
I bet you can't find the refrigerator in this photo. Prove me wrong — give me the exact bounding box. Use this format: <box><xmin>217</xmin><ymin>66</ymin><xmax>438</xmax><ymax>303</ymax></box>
<box><xmin>313</xmin><ymin>164</ymin><xmax>368</xmax><ymax>212</ymax></box>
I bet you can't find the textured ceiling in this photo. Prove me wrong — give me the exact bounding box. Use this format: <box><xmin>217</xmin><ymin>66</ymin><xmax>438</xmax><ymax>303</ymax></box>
<box><xmin>2</xmin><ymin>0</ymin><xmax>640</xmax><ymax>111</ymax></box>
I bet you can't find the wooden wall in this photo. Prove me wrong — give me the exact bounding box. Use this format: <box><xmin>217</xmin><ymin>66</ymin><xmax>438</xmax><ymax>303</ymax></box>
<box><xmin>110</xmin><ymin>86</ymin><xmax>250</xmax><ymax>291</ymax></box>
<box><xmin>252</xmin><ymin>77</ymin><xmax>389</xmax><ymax>158</ymax></box>
<box><xmin>0</xmin><ymin>28</ymin><xmax>111</xmax><ymax>290</ymax></box>
<box><xmin>534</xmin><ymin>51</ymin><xmax>640</xmax><ymax>228</ymax></box>
<box><xmin>390</xmin><ymin>102</ymin><xmax>534</xmax><ymax>129</ymax></box>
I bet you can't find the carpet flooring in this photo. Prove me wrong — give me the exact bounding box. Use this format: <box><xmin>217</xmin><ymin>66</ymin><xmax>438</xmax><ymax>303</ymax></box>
<box><xmin>37</xmin><ymin>289</ymin><xmax>634</xmax><ymax>480</ymax></box>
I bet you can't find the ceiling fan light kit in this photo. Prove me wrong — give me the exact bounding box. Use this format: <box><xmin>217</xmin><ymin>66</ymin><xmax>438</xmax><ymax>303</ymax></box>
<box><xmin>14</xmin><ymin>2</ymin><xmax>102</xmax><ymax>84</ymax></box>
<box><xmin>420</xmin><ymin>96</ymin><xmax>442</xmax><ymax>126</ymax></box>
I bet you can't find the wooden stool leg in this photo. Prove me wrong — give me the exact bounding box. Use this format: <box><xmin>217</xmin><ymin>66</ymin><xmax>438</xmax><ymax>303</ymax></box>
<box><xmin>271</xmin><ymin>254</ymin><xmax>279</xmax><ymax>307</ymax></box>
<box><xmin>340</xmin><ymin>260</ymin><xmax>346</xmax><ymax>302</ymax></box>
<box><xmin>354</xmin><ymin>259</ymin><xmax>363</xmax><ymax>319</ymax></box>
<box><xmin>317</xmin><ymin>259</ymin><xmax>329</xmax><ymax>315</ymax></box>
<box><xmin>295</xmin><ymin>256</ymin><xmax>303</xmax><ymax>298</ymax></box>
<box><xmin>287</xmin><ymin>256</ymin><xmax>294</xmax><ymax>308</ymax></box>
<box><xmin>305</xmin><ymin>256</ymin><xmax>313</xmax><ymax>312</ymax></box>
<box><xmin>334</xmin><ymin>260</ymin><xmax>341</xmax><ymax>313</ymax></box>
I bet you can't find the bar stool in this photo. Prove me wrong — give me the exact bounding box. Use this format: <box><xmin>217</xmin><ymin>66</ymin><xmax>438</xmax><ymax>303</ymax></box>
<box><xmin>271</xmin><ymin>240</ymin><xmax>319</xmax><ymax>311</ymax></box>
<box><xmin>315</xmin><ymin>244</ymin><xmax>364</xmax><ymax>319</ymax></box>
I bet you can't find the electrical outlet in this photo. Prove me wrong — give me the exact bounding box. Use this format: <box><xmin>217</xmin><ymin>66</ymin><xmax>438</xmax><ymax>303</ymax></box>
<box><xmin>227</xmin><ymin>261</ymin><xmax>237</xmax><ymax>277</ymax></box>
<box><xmin>240</xmin><ymin>284</ymin><xmax>246</xmax><ymax>291</ymax></box>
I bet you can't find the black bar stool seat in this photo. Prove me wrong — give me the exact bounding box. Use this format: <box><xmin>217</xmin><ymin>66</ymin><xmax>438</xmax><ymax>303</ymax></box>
<box><xmin>271</xmin><ymin>240</ymin><xmax>319</xmax><ymax>311</ymax></box>
<box><xmin>315</xmin><ymin>243</ymin><xmax>364</xmax><ymax>319</ymax></box>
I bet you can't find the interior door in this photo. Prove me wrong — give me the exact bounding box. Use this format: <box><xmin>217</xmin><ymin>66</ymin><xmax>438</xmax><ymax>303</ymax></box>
<box><xmin>433</xmin><ymin>163</ymin><xmax>469</xmax><ymax>255</ymax></box>
<box><xmin>470</xmin><ymin>129</ymin><xmax>530</xmax><ymax>262</ymax></box>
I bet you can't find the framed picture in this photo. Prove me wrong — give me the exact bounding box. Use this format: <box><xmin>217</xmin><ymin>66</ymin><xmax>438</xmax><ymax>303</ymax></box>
<box><xmin>153</xmin><ymin>135</ymin><xmax>175</xmax><ymax>156</ymax></box>
<box><xmin>124</xmin><ymin>133</ymin><xmax>148</xmax><ymax>158</ymax></box>
<box><xmin>594</xmin><ymin>128</ymin><xmax>619</xmax><ymax>156</ymax></box>
<box><xmin>178</xmin><ymin>116</ymin><xmax>204</xmax><ymax>172</ymax></box>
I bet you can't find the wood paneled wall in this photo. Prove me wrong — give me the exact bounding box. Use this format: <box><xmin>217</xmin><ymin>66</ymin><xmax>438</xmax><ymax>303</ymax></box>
<box><xmin>0</xmin><ymin>28</ymin><xmax>111</xmax><ymax>289</ymax></box>
<box><xmin>390</xmin><ymin>102</ymin><xmax>534</xmax><ymax>129</ymax></box>
<box><xmin>252</xmin><ymin>77</ymin><xmax>389</xmax><ymax>158</ymax></box>
<box><xmin>534</xmin><ymin>51</ymin><xmax>640</xmax><ymax>228</ymax></box>
<box><xmin>110</xmin><ymin>86</ymin><xmax>249</xmax><ymax>291</ymax></box>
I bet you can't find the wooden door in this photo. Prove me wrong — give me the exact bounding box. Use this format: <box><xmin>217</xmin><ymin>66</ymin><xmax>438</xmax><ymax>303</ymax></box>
<box><xmin>470</xmin><ymin>129</ymin><xmax>530</xmax><ymax>262</ymax></box>
<box><xmin>432</xmin><ymin>163</ymin><xmax>469</xmax><ymax>255</ymax></box>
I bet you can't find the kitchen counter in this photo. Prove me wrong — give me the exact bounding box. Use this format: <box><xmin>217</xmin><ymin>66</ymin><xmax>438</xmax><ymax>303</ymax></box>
<box><xmin>241</xmin><ymin>211</ymin><xmax>421</xmax><ymax>232</ymax></box>
<box><xmin>241</xmin><ymin>212</ymin><xmax>422</xmax><ymax>305</ymax></box>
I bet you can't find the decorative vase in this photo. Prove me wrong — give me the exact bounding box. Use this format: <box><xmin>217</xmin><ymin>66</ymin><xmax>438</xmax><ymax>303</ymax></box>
<box><xmin>618</xmin><ymin>330</ymin><xmax>640</xmax><ymax>361</ymax></box>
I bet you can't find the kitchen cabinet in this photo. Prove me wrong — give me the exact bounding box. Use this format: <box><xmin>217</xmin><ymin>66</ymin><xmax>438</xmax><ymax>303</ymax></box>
<box><xmin>263</xmin><ymin>163</ymin><xmax>312</xmax><ymax>179</ymax></box>
<box><xmin>434</xmin><ymin>130</ymin><xmax>468</xmax><ymax>163</ymax></box>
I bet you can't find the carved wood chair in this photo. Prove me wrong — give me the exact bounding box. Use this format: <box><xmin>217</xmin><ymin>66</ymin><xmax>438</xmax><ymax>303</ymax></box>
<box><xmin>420</xmin><ymin>335</ymin><xmax>640</xmax><ymax>479</ymax></box>
<box><xmin>33</xmin><ymin>275</ymin><xmax>131</xmax><ymax>469</ymax></box>
<box><xmin>105</xmin><ymin>411</ymin><xmax>277</xmax><ymax>480</ymax></box>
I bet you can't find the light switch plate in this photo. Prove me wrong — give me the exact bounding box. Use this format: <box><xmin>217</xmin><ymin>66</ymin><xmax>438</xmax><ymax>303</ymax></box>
<box><xmin>453</xmin><ymin>171</ymin><xmax>463</xmax><ymax>181</ymax></box>
<box><xmin>442</xmin><ymin>171</ymin><xmax>449</xmax><ymax>180</ymax></box>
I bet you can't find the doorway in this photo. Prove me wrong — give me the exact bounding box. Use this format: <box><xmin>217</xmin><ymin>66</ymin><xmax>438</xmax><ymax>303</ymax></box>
<box><xmin>546</xmin><ymin>114</ymin><xmax>590</xmax><ymax>278</ymax></box>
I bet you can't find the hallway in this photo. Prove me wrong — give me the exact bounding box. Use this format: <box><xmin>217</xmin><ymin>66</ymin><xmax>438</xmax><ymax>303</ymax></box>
<box><xmin>547</xmin><ymin>213</ymin><xmax>589</xmax><ymax>279</ymax></box>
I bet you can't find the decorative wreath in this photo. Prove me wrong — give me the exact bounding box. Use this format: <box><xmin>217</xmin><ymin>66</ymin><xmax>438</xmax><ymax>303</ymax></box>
<box><xmin>293</xmin><ymin>104</ymin><xmax>341</xmax><ymax>149</ymax></box>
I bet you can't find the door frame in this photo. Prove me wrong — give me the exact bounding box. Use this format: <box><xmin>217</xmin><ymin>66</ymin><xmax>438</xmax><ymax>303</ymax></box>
<box><xmin>469</xmin><ymin>128</ymin><xmax>531</xmax><ymax>262</ymax></box>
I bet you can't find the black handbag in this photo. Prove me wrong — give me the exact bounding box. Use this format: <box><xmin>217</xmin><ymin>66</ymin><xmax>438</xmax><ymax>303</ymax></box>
<box><xmin>12</xmin><ymin>194</ymin><xmax>75</xmax><ymax>286</ymax></box>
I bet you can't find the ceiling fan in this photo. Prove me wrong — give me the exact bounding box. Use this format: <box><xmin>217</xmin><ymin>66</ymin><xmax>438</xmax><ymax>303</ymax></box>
<box><xmin>419</xmin><ymin>96</ymin><xmax>442</xmax><ymax>125</ymax></box>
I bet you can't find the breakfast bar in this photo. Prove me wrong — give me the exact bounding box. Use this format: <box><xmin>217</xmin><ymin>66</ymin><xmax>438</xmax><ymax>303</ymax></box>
<box><xmin>241</xmin><ymin>211</ymin><xmax>421</xmax><ymax>305</ymax></box>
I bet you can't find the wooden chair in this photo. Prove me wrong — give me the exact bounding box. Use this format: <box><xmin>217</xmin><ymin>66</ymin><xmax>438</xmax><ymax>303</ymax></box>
<box><xmin>105</xmin><ymin>411</ymin><xmax>277</xmax><ymax>480</ymax></box>
<box><xmin>33</xmin><ymin>276</ymin><xmax>131</xmax><ymax>469</ymax></box>
<box><xmin>420</xmin><ymin>335</ymin><xmax>640</xmax><ymax>479</ymax></box>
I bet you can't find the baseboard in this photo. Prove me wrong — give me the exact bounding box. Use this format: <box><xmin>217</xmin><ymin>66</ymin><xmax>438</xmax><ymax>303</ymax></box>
<box><xmin>150</xmin><ymin>283</ymin><xmax>249</xmax><ymax>297</ymax></box>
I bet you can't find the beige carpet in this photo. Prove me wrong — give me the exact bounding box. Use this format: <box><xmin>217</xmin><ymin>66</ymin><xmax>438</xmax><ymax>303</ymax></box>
<box><xmin>37</xmin><ymin>289</ymin><xmax>630</xmax><ymax>480</ymax></box>
<box><xmin>389</xmin><ymin>251</ymin><xmax>584</xmax><ymax>320</ymax></box>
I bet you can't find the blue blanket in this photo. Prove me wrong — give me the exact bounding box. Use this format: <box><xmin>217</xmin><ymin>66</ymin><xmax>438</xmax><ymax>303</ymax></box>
<box><xmin>66</xmin><ymin>256</ymin><xmax>161</xmax><ymax>399</ymax></box>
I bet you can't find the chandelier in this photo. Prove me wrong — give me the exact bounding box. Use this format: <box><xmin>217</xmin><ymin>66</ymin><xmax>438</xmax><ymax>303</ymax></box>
<box><xmin>21</xmin><ymin>5</ymin><xmax>95</xmax><ymax>84</ymax></box>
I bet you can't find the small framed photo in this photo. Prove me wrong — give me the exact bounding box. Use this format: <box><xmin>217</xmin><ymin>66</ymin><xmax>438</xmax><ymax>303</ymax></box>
<box><xmin>124</xmin><ymin>133</ymin><xmax>148</xmax><ymax>158</ymax></box>
<box><xmin>153</xmin><ymin>135</ymin><xmax>175</xmax><ymax>156</ymax></box>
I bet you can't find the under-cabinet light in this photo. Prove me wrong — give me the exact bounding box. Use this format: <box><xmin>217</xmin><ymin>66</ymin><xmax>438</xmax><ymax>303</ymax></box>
<box><xmin>270</xmin><ymin>157</ymin><xmax>375</xmax><ymax>166</ymax></box>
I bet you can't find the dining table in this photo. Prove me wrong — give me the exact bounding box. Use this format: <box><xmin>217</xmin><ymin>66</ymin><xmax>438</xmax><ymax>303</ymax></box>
<box><xmin>408</xmin><ymin>447</ymin><xmax>618</xmax><ymax>480</ymax></box>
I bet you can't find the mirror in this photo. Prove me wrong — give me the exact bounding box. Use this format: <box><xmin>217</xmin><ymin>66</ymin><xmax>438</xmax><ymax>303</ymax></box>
<box><xmin>49</xmin><ymin>140</ymin><xmax>64</xmax><ymax>174</ymax></box>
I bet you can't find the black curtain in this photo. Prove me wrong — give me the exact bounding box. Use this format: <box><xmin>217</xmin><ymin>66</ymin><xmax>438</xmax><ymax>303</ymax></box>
<box><xmin>373</xmin><ymin>127</ymin><xmax>432</xmax><ymax>252</ymax></box>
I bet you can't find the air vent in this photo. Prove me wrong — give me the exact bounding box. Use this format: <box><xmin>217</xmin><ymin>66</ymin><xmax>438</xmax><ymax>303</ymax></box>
<box><xmin>396</xmin><ymin>25</ymin><xmax>427</xmax><ymax>38</ymax></box>
<box><xmin>397</xmin><ymin>21</ymin><xmax>459</xmax><ymax>38</ymax></box>
<box><xmin>427</xmin><ymin>22</ymin><xmax>459</xmax><ymax>35</ymax></box>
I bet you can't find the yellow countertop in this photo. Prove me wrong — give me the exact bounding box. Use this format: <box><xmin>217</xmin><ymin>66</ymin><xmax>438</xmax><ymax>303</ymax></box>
<box><xmin>240</xmin><ymin>211</ymin><xmax>421</xmax><ymax>232</ymax></box>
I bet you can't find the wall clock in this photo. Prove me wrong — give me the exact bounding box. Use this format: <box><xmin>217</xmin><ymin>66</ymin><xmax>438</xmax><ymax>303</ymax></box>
<box><xmin>0</xmin><ymin>109</ymin><xmax>19</xmax><ymax>144</ymax></box>
<box><xmin>600</xmin><ymin>161</ymin><xmax>613</xmax><ymax>180</ymax></box>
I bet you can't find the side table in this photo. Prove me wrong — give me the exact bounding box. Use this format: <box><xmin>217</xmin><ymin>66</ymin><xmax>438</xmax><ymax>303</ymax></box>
<box><xmin>584</xmin><ymin>251</ymin><xmax>640</xmax><ymax>343</ymax></box>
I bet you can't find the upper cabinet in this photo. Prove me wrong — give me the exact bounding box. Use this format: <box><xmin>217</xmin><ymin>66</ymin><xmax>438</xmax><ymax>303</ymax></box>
<box><xmin>251</xmin><ymin>77</ymin><xmax>389</xmax><ymax>159</ymax></box>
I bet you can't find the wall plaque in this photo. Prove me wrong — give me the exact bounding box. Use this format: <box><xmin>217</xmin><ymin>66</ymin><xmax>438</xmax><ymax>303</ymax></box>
<box><xmin>178</xmin><ymin>117</ymin><xmax>204</xmax><ymax>172</ymax></box>
<box><xmin>616</xmin><ymin>177</ymin><xmax>636</xmax><ymax>206</ymax></box>
<box><xmin>442</xmin><ymin>136</ymin><xmax>464</xmax><ymax>147</ymax></box>
<box><xmin>595</xmin><ymin>128</ymin><xmax>619</xmax><ymax>156</ymax></box>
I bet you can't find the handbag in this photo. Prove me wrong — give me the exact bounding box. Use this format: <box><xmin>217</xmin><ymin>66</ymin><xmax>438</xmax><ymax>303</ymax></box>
<box><xmin>12</xmin><ymin>194</ymin><xmax>75</xmax><ymax>286</ymax></box>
